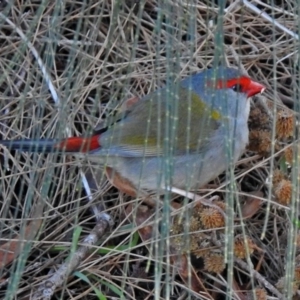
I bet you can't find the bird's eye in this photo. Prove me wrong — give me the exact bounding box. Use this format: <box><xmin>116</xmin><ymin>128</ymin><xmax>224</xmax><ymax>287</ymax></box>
<box><xmin>232</xmin><ymin>84</ymin><xmax>243</xmax><ymax>93</ymax></box>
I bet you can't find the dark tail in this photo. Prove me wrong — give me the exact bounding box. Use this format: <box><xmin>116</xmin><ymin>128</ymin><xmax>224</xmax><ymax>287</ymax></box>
<box><xmin>0</xmin><ymin>135</ymin><xmax>101</xmax><ymax>153</ymax></box>
<box><xmin>0</xmin><ymin>139</ymin><xmax>59</xmax><ymax>153</ymax></box>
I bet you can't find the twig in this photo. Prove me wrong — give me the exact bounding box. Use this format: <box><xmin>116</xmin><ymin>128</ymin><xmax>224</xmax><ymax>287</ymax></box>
<box><xmin>0</xmin><ymin>13</ymin><xmax>113</xmax><ymax>298</ymax></box>
<box><xmin>242</xmin><ymin>0</ymin><xmax>299</xmax><ymax>40</ymax></box>
<box><xmin>32</xmin><ymin>213</ymin><xmax>114</xmax><ymax>300</ymax></box>
<box><xmin>1</xmin><ymin>57</ymin><xmax>29</xmax><ymax>170</ymax></box>
<box><xmin>235</xmin><ymin>258</ymin><xmax>283</xmax><ymax>299</ymax></box>
<box><xmin>0</xmin><ymin>13</ymin><xmax>60</xmax><ymax>107</ymax></box>
<box><xmin>169</xmin><ymin>186</ymin><xmax>227</xmax><ymax>219</ymax></box>
<box><xmin>80</xmin><ymin>169</ymin><xmax>107</xmax><ymax>222</ymax></box>
<box><xmin>0</xmin><ymin>197</ymin><xmax>45</xmax><ymax>269</ymax></box>
<box><xmin>0</xmin><ymin>11</ymin><xmax>95</xmax><ymax>214</ymax></box>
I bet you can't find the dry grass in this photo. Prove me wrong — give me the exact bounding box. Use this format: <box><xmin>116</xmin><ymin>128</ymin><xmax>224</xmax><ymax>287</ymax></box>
<box><xmin>0</xmin><ymin>0</ymin><xmax>299</xmax><ymax>299</ymax></box>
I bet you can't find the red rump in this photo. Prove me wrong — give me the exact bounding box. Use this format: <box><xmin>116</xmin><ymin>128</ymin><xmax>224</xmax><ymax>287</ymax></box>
<box><xmin>55</xmin><ymin>135</ymin><xmax>100</xmax><ymax>152</ymax></box>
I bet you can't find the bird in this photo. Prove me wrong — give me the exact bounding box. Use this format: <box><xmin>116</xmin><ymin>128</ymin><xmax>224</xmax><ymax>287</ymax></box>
<box><xmin>0</xmin><ymin>66</ymin><xmax>265</xmax><ymax>196</ymax></box>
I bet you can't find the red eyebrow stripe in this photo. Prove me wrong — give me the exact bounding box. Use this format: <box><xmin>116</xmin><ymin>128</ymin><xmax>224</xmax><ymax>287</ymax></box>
<box><xmin>215</xmin><ymin>76</ymin><xmax>251</xmax><ymax>90</ymax></box>
<box><xmin>212</xmin><ymin>76</ymin><xmax>266</xmax><ymax>98</ymax></box>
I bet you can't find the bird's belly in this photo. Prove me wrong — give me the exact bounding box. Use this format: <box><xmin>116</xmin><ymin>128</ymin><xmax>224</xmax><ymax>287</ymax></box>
<box><xmin>87</xmin><ymin>122</ymin><xmax>248</xmax><ymax>193</ymax></box>
<box><xmin>103</xmin><ymin>147</ymin><xmax>240</xmax><ymax>193</ymax></box>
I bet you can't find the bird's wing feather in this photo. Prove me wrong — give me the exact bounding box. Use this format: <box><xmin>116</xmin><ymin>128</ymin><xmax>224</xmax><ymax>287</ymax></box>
<box><xmin>98</xmin><ymin>87</ymin><xmax>221</xmax><ymax>157</ymax></box>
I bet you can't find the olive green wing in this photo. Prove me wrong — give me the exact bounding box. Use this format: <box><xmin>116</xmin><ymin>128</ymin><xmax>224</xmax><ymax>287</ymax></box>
<box><xmin>98</xmin><ymin>88</ymin><xmax>221</xmax><ymax>157</ymax></box>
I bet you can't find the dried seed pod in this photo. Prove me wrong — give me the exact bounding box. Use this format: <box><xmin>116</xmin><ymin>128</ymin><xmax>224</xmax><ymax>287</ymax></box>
<box><xmin>200</xmin><ymin>207</ymin><xmax>225</xmax><ymax>229</ymax></box>
<box><xmin>276</xmin><ymin>277</ymin><xmax>299</xmax><ymax>295</ymax></box>
<box><xmin>234</xmin><ymin>235</ymin><xmax>255</xmax><ymax>259</ymax></box>
<box><xmin>283</xmin><ymin>145</ymin><xmax>300</xmax><ymax>165</ymax></box>
<box><xmin>274</xmin><ymin>179</ymin><xmax>292</xmax><ymax>206</ymax></box>
<box><xmin>296</xmin><ymin>236</ymin><xmax>300</xmax><ymax>252</ymax></box>
<box><xmin>295</xmin><ymin>266</ymin><xmax>300</xmax><ymax>283</ymax></box>
<box><xmin>248</xmin><ymin>130</ymin><xmax>272</xmax><ymax>155</ymax></box>
<box><xmin>245</xmin><ymin>288</ymin><xmax>267</xmax><ymax>300</ymax></box>
<box><xmin>203</xmin><ymin>253</ymin><xmax>225</xmax><ymax>274</ymax></box>
<box><xmin>248</xmin><ymin>105</ymin><xmax>270</xmax><ymax>131</ymax></box>
<box><xmin>284</xmin><ymin>146</ymin><xmax>293</xmax><ymax>165</ymax></box>
<box><xmin>276</xmin><ymin>109</ymin><xmax>294</xmax><ymax>139</ymax></box>
<box><xmin>272</xmin><ymin>169</ymin><xmax>285</xmax><ymax>185</ymax></box>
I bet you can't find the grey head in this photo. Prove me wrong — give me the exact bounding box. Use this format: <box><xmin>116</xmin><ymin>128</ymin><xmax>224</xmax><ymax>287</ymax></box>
<box><xmin>180</xmin><ymin>66</ymin><xmax>251</xmax><ymax>120</ymax></box>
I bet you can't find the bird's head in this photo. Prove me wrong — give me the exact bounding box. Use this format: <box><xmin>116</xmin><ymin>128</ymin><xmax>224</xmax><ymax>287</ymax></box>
<box><xmin>181</xmin><ymin>66</ymin><xmax>266</xmax><ymax>119</ymax></box>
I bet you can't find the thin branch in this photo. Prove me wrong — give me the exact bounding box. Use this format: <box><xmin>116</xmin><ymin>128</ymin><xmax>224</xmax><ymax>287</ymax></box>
<box><xmin>235</xmin><ymin>258</ymin><xmax>283</xmax><ymax>299</ymax></box>
<box><xmin>32</xmin><ymin>213</ymin><xmax>114</xmax><ymax>300</ymax></box>
<box><xmin>0</xmin><ymin>12</ymin><xmax>60</xmax><ymax>106</ymax></box>
<box><xmin>243</xmin><ymin>0</ymin><xmax>299</xmax><ymax>40</ymax></box>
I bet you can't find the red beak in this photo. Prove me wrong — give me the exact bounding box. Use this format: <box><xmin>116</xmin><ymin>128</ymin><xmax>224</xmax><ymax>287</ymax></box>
<box><xmin>247</xmin><ymin>80</ymin><xmax>266</xmax><ymax>98</ymax></box>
